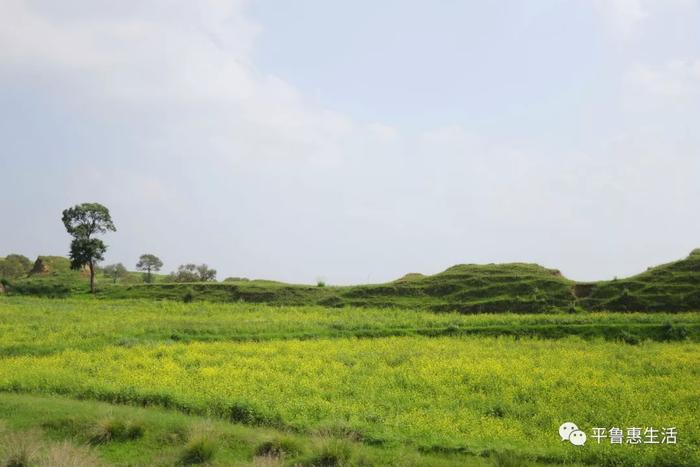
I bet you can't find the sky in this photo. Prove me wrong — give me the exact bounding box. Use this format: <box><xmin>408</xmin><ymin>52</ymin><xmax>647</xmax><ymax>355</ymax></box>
<box><xmin>1</xmin><ymin>0</ymin><xmax>699</xmax><ymax>284</ymax></box>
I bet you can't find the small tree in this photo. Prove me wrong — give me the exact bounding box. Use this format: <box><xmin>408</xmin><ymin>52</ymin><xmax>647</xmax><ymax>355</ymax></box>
<box><xmin>103</xmin><ymin>263</ymin><xmax>128</xmax><ymax>284</ymax></box>
<box><xmin>196</xmin><ymin>264</ymin><xmax>217</xmax><ymax>282</ymax></box>
<box><xmin>0</xmin><ymin>254</ymin><xmax>32</xmax><ymax>280</ymax></box>
<box><xmin>62</xmin><ymin>203</ymin><xmax>116</xmax><ymax>293</ymax></box>
<box><xmin>169</xmin><ymin>264</ymin><xmax>198</xmax><ymax>282</ymax></box>
<box><xmin>168</xmin><ymin>264</ymin><xmax>217</xmax><ymax>282</ymax></box>
<box><xmin>136</xmin><ymin>254</ymin><xmax>163</xmax><ymax>283</ymax></box>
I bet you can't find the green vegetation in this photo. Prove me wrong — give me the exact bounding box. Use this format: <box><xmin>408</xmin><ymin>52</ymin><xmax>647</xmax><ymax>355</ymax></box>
<box><xmin>0</xmin><ymin>254</ymin><xmax>32</xmax><ymax>281</ymax></box>
<box><xmin>166</xmin><ymin>263</ymin><xmax>218</xmax><ymax>283</ymax></box>
<box><xmin>0</xmin><ymin>298</ymin><xmax>698</xmax><ymax>357</ymax></box>
<box><xmin>4</xmin><ymin>250</ymin><xmax>699</xmax><ymax>312</ymax></box>
<box><xmin>102</xmin><ymin>263</ymin><xmax>128</xmax><ymax>284</ymax></box>
<box><xmin>2</xmin><ymin>235</ymin><xmax>699</xmax><ymax>464</ymax></box>
<box><xmin>0</xmin><ymin>297</ymin><xmax>698</xmax><ymax>465</ymax></box>
<box><xmin>61</xmin><ymin>202</ymin><xmax>117</xmax><ymax>293</ymax></box>
<box><xmin>136</xmin><ymin>254</ymin><xmax>164</xmax><ymax>284</ymax></box>
<box><xmin>0</xmin><ymin>393</ymin><xmax>468</xmax><ymax>466</ymax></box>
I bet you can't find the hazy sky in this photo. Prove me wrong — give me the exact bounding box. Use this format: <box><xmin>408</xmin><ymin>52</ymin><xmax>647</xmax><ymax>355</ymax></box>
<box><xmin>1</xmin><ymin>0</ymin><xmax>699</xmax><ymax>284</ymax></box>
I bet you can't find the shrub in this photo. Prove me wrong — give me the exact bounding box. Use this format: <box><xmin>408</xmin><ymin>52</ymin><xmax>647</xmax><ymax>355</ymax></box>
<box><xmin>227</xmin><ymin>402</ymin><xmax>277</xmax><ymax>425</ymax></box>
<box><xmin>485</xmin><ymin>405</ymin><xmax>506</xmax><ymax>418</ymax></box>
<box><xmin>183</xmin><ymin>289</ymin><xmax>195</xmax><ymax>303</ymax></box>
<box><xmin>567</xmin><ymin>302</ymin><xmax>585</xmax><ymax>314</ymax></box>
<box><xmin>317</xmin><ymin>280</ymin><xmax>326</xmax><ymax>288</ymax></box>
<box><xmin>314</xmin><ymin>422</ymin><xmax>363</xmax><ymax>442</ymax></box>
<box><xmin>305</xmin><ymin>439</ymin><xmax>351</xmax><ymax>466</ymax></box>
<box><xmin>158</xmin><ymin>424</ymin><xmax>188</xmax><ymax>445</ymax></box>
<box><xmin>180</xmin><ymin>436</ymin><xmax>217</xmax><ymax>465</ymax></box>
<box><xmin>254</xmin><ymin>436</ymin><xmax>302</xmax><ymax>458</ymax></box>
<box><xmin>89</xmin><ymin>418</ymin><xmax>144</xmax><ymax>444</ymax></box>
<box><xmin>661</xmin><ymin>323</ymin><xmax>688</xmax><ymax>341</ymax></box>
<box><xmin>0</xmin><ymin>254</ymin><xmax>32</xmax><ymax>281</ymax></box>
<box><xmin>169</xmin><ymin>264</ymin><xmax>217</xmax><ymax>283</ymax></box>
<box><xmin>618</xmin><ymin>330</ymin><xmax>640</xmax><ymax>345</ymax></box>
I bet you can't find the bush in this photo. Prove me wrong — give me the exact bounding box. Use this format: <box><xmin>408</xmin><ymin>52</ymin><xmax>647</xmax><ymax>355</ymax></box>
<box><xmin>169</xmin><ymin>264</ymin><xmax>217</xmax><ymax>283</ymax></box>
<box><xmin>89</xmin><ymin>418</ymin><xmax>144</xmax><ymax>444</ymax></box>
<box><xmin>183</xmin><ymin>289</ymin><xmax>195</xmax><ymax>303</ymax></box>
<box><xmin>227</xmin><ymin>402</ymin><xmax>275</xmax><ymax>425</ymax></box>
<box><xmin>0</xmin><ymin>254</ymin><xmax>32</xmax><ymax>281</ymax></box>
<box><xmin>254</xmin><ymin>436</ymin><xmax>302</xmax><ymax>458</ymax></box>
<box><xmin>317</xmin><ymin>280</ymin><xmax>326</xmax><ymax>288</ymax></box>
<box><xmin>180</xmin><ymin>436</ymin><xmax>217</xmax><ymax>465</ymax></box>
<box><xmin>618</xmin><ymin>330</ymin><xmax>641</xmax><ymax>345</ymax></box>
<box><xmin>567</xmin><ymin>302</ymin><xmax>585</xmax><ymax>314</ymax></box>
<box><xmin>661</xmin><ymin>323</ymin><xmax>688</xmax><ymax>341</ymax></box>
<box><xmin>305</xmin><ymin>439</ymin><xmax>351</xmax><ymax>466</ymax></box>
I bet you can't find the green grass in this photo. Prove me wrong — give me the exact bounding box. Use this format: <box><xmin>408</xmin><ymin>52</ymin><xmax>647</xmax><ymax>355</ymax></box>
<box><xmin>4</xmin><ymin>250</ymin><xmax>700</xmax><ymax>312</ymax></box>
<box><xmin>0</xmin><ymin>393</ymin><xmax>472</xmax><ymax>466</ymax></box>
<box><xmin>0</xmin><ymin>298</ymin><xmax>698</xmax><ymax>357</ymax></box>
<box><xmin>0</xmin><ymin>297</ymin><xmax>699</xmax><ymax>465</ymax></box>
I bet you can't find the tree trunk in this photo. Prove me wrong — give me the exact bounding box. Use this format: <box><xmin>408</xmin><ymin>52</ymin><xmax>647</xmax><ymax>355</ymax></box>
<box><xmin>147</xmin><ymin>268</ymin><xmax>151</xmax><ymax>283</ymax></box>
<box><xmin>89</xmin><ymin>261</ymin><xmax>95</xmax><ymax>293</ymax></box>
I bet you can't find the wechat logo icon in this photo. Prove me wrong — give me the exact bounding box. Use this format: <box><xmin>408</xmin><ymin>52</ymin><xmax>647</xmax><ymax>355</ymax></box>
<box><xmin>560</xmin><ymin>422</ymin><xmax>587</xmax><ymax>446</ymax></box>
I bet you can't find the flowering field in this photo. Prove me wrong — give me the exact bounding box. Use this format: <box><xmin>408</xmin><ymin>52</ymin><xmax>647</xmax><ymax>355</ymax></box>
<box><xmin>0</xmin><ymin>298</ymin><xmax>698</xmax><ymax>465</ymax></box>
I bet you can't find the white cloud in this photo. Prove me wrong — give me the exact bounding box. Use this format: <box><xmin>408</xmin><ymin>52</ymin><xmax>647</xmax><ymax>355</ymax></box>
<box><xmin>0</xmin><ymin>0</ymin><xmax>353</xmax><ymax>165</ymax></box>
<box><xmin>0</xmin><ymin>1</ymin><xmax>699</xmax><ymax>283</ymax></box>
<box><xmin>594</xmin><ymin>0</ymin><xmax>647</xmax><ymax>39</ymax></box>
<box><xmin>627</xmin><ymin>59</ymin><xmax>700</xmax><ymax>99</ymax></box>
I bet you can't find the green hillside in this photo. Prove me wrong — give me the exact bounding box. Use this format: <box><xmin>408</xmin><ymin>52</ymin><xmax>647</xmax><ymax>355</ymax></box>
<box><xmin>2</xmin><ymin>250</ymin><xmax>699</xmax><ymax>312</ymax></box>
<box><xmin>578</xmin><ymin>249</ymin><xmax>700</xmax><ymax>311</ymax></box>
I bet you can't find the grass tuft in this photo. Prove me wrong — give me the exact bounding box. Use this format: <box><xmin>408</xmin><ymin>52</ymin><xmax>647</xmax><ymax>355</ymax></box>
<box><xmin>89</xmin><ymin>417</ymin><xmax>144</xmax><ymax>444</ymax></box>
<box><xmin>0</xmin><ymin>431</ymin><xmax>41</xmax><ymax>467</ymax></box>
<box><xmin>254</xmin><ymin>436</ymin><xmax>302</xmax><ymax>458</ymax></box>
<box><xmin>42</xmin><ymin>441</ymin><xmax>104</xmax><ymax>467</ymax></box>
<box><xmin>304</xmin><ymin>439</ymin><xmax>352</xmax><ymax>466</ymax></box>
<box><xmin>180</xmin><ymin>435</ymin><xmax>217</xmax><ymax>465</ymax></box>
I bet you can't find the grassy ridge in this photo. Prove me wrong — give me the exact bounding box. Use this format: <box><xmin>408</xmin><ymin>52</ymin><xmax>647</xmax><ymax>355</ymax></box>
<box><xmin>4</xmin><ymin>250</ymin><xmax>700</xmax><ymax>313</ymax></box>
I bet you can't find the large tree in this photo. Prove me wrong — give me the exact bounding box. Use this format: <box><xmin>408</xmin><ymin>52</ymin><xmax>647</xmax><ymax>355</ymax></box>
<box><xmin>136</xmin><ymin>254</ymin><xmax>163</xmax><ymax>283</ymax></box>
<box><xmin>62</xmin><ymin>203</ymin><xmax>116</xmax><ymax>293</ymax></box>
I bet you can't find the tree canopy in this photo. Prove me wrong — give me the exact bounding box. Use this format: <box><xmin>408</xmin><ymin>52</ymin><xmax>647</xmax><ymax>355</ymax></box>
<box><xmin>62</xmin><ymin>203</ymin><xmax>116</xmax><ymax>293</ymax></box>
<box><xmin>136</xmin><ymin>254</ymin><xmax>163</xmax><ymax>283</ymax></box>
<box><xmin>103</xmin><ymin>263</ymin><xmax>128</xmax><ymax>284</ymax></box>
<box><xmin>62</xmin><ymin>203</ymin><xmax>116</xmax><ymax>238</ymax></box>
<box><xmin>167</xmin><ymin>264</ymin><xmax>217</xmax><ymax>283</ymax></box>
<box><xmin>0</xmin><ymin>254</ymin><xmax>32</xmax><ymax>280</ymax></box>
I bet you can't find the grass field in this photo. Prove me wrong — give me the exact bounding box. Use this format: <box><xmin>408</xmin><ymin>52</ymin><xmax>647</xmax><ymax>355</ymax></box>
<box><xmin>1</xmin><ymin>297</ymin><xmax>698</xmax><ymax>465</ymax></box>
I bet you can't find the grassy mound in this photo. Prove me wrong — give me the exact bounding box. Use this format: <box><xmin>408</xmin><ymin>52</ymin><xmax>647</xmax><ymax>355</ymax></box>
<box><xmin>3</xmin><ymin>251</ymin><xmax>699</xmax><ymax>312</ymax></box>
<box><xmin>578</xmin><ymin>250</ymin><xmax>700</xmax><ymax>311</ymax></box>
